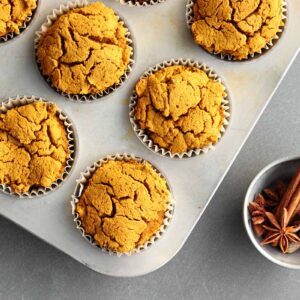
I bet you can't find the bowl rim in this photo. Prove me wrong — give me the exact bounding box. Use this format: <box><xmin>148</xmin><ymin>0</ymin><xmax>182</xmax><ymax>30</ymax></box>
<box><xmin>243</xmin><ymin>155</ymin><xmax>300</xmax><ymax>269</ymax></box>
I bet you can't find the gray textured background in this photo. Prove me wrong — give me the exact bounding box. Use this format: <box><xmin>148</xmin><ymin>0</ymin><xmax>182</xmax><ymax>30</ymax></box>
<box><xmin>0</xmin><ymin>54</ymin><xmax>300</xmax><ymax>299</ymax></box>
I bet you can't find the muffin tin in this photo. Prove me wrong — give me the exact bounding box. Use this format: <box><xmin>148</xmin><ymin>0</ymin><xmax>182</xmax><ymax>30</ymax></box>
<box><xmin>0</xmin><ymin>0</ymin><xmax>299</xmax><ymax>277</ymax></box>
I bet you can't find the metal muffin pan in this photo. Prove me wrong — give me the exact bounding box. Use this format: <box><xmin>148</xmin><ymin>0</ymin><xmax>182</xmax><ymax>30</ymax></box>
<box><xmin>0</xmin><ymin>0</ymin><xmax>299</xmax><ymax>277</ymax></box>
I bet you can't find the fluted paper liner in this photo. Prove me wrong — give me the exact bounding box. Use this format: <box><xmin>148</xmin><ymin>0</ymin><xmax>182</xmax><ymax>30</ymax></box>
<box><xmin>186</xmin><ymin>0</ymin><xmax>287</xmax><ymax>61</ymax></box>
<box><xmin>71</xmin><ymin>153</ymin><xmax>175</xmax><ymax>257</ymax></box>
<box><xmin>0</xmin><ymin>96</ymin><xmax>77</xmax><ymax>198</ymax></box>
<box><xmin>34</xmin><ymin>0</ymin><xmax>135</xmax><ymax>102</ymax></box>
<box><xmin>0</xmin><ymin>0</ymin><xmax>39</xmax><ymax>44</ymax></box>
<box><xmin>119</xmin><ymin>0</ymin><xmax>165</xmax><ymax>7</ymax></box>
<box><xmin>129</xmin><ymin>59</ymin><xmax>231</xmax><ymax>159</ymax></box>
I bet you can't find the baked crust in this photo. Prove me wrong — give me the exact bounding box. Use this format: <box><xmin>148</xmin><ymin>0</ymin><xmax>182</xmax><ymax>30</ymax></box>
<box><xmin>76</xmin><ymin>159</ymin><xmax>170</xmax><ymax>253</ymax></box>
<box><xmin>0</xmin><ymin>0</ymin><xmax>37</xmax><ymax>37</ymax></box>
<box><xmin>0</xmin><ymin>102</ymin><xmax>69</xmax><ymax>193</ymax></box>
<box><xmin>191</xmin><ymin>0</ymin><xmax>283</xmax><ymax>60</ymax></box>
<box><xmin>36</xmin><ymin>2</ymin><xmax>131</xmax><ymax>95</ymax></box>
<box><xmin>134</xmin><ymin>65</ymin><xmax>225</xmax><ymax>154</ymax></box>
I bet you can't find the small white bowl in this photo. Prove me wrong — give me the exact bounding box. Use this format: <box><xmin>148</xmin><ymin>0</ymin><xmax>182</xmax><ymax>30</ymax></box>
<box><xmin>243</xmin><ymin>156</ymin><xmax>300</xmax><ymax>269</ymax></box>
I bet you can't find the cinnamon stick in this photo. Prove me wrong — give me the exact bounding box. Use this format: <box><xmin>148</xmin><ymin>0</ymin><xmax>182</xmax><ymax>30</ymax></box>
<box><xmin>288</xmin><ymin>188</ymin><xmax>300</xmax><ymax>220</ymax></box>
<box><xmin>275</xmin><ymin>167</ymin><xmax>300</xmax><ymax>218</ymax></box>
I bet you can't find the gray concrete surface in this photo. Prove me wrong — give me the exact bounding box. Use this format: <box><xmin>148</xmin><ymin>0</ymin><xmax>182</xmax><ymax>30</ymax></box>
<box><xmin>1</xmin><ymin>55</ymin><xmax>300</xmax><ymax>300</ymax></box>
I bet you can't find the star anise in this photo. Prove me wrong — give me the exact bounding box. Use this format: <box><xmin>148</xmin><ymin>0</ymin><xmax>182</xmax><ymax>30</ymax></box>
<box><xmin>261</xmin><ymin>208</ymin><xmax>300</xmax><ymax>253</ymax></box>
<box><xmin>249</xmin><ymin>167</ymin><xmax>300</xmax><ymax>253</ymax></box>
<box><xmin>248</xmin><ymin>193</ymin><xmax>266</xmax><ymax>236</ymax></box>
<box><xmin>260</xmin><ymin>181</ymin><xmax>287</xmax><ymax>210</ymax></box>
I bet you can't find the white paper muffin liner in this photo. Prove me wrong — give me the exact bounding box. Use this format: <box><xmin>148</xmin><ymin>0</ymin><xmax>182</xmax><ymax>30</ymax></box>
<box><xmin>34</xmin><ymin>0</ymin><xmax>135</xmax><ymax>102</ymax></box>
<box><xmin>0</xmin><ymin>0</ymin><xmax>39</xmax><ymax>44</ymax></box>
<box><xmin>129</xmin><ymin>58</ymin><xmax>231</xmax><ymax>159</ymax></box>
<box><xmin>71</xmin><ymin>153</ymin><xmax>175</xmax><ymax>257</ymax></box>
<box><xmin>0</xmin><ymin>96</ymin><xmax>77</xmax><ymax>198</ymax></box>
<box><xmin>186</xmin><ymin>0</ymin><xmax>287</xmax><ymax>61</ymax></box>
<box><xmin>118</xmin><ymin>0</ymin><xmax>165</xmax><ymax>7</ymax></box>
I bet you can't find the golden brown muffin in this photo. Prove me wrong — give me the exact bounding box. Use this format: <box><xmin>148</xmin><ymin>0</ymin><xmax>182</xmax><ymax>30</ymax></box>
<box><xmin>0</xmin><ymin>0</ymin><xmax>37</xmax><ymax>37</ymax></box>
<box><xmin>76</xmin><ymin>159</ymin><xmax>170</xmax><ymax>253</ymax></box>
<box><xmin>191</xmin><ymin>0</ymin><xmax>284</xmax><ymax>60</ymax></box>
<box><xmin>36</xmin><ymin>2</ymin><xmax>131</xmax><ymax>95</ymax></box>
<box><xmin>0</xmin><ymin>102</ymin><xmax>70</xmax><ymax>193</ymax></box>
<box><xmin>134</xmin><ymin>65</ymin><xmax>226</xmax><ymax>154</ymax></box>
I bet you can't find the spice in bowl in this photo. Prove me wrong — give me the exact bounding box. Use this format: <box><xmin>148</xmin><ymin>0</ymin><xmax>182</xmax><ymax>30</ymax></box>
<box><xmin>248</xmin><ymin>167</ymin><xmax>300</xmax><ymax>254</ymax></box>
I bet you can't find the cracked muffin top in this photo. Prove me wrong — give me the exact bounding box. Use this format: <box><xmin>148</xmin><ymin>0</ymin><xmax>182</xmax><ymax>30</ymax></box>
<box><xmin>134</xmin><ymin>65</ymin><xmax>226</xmax><ymax>154</ymax></box>
<box><xmin>36</xmin><ymin>2</ymin><xmax>131</xmax><ymax>95</ymax></box>
<box><xmin>0</xmin><ymin>102</ymin><xmax>70</xmax><ymax>193</ymax></box>
<box><xmin>0</xmin><ymin>0</ymin><xmax>37</xmax><ymax>37</ymax></box>
<box><xmin>191</xmin><ymin>0</ymin><xmax>284</xmax><ymax>60</ymax></box>
<box><xmin>76</xmin><ymin>159</ymin><xmax>170</xmax><ymax>253</ymax></box>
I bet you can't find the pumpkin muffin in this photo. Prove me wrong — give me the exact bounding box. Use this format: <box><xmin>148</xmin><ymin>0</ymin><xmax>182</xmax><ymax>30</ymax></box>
<box><xmin>0</xmin><ymin>101</ymin><xmax>70</xmax><ymax>193</ymax></box>
<box><xmin>191</xmin><ymin>0</ymin><xmax>284</xmax><ymax>60</ymax></box>
<box><xmin>133</xmin><ymin>65</ymin><xmax>226</xmax><ymax>154</ymax></box>
<box><xmin>0</xmin><ymin>0</ymin><xmax>37</xmax><ymax>38</ymax></box>
<box><xmin>36</xmin><ymin>2</ymin><xmax>131</xmax><ymax>96</ymax></box>
<box><xmin>75</xmin><ymin>159</ymin><xmax>170</xmax><ymax>253</ymax></box>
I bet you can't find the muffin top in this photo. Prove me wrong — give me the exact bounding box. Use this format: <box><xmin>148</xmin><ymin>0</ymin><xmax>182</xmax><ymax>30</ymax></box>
<box><xmin>76</xmin><ymin>159</ymin><xmax>170</xmax><ymax>253</ymax></box>
<box><xmin>36</xmin><ymin>2</ymin><xmax>131</xmax><ymax>95</ymax></box>
<box><xmin>191</xmin><ymin>0</ymin><xmax>283</xmax><ymax>60</ymax></box>
<box><xmin>134</xmin><ymin>65</ymin><xmax>225</xmax><ymax>154</ymax></box>
<box><xmin>0</xmin><ymin>0</ymin><xmax>37</xmax><ymax>37</ymax></box>
<box><xmin>0</xmin><ymin>102</ymin><xmax>69</xmax><ymax>193</ymax></box>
